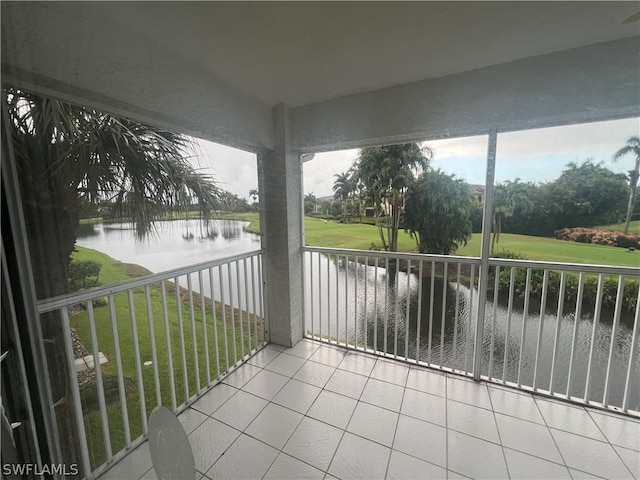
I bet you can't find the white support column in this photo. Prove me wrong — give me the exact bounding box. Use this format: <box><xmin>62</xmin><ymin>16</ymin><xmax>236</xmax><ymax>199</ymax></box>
<box><xmin>258</xmin><ymin>104</ymin><xmax>304</xmax><ymax>347</ymax></box>
<box><xmin>472</xmin><ymin>129</ymin><xmax>497</xmax><ymax>381</ymax></box>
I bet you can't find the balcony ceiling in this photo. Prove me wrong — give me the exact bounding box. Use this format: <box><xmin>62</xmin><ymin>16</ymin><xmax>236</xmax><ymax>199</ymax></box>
<box><xmin>1</xmin><ymin>1</ymin><xmax>639</xmax><ymax>151</ymax></box>
<box><xmin>73</xmin><ymin>1</ymin><xmax>639</xmax><ymax>108</ymax></box>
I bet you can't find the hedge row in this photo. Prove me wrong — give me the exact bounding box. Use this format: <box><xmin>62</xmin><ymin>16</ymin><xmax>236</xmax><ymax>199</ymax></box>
<box><xmin>554</xmin><ymin>227</ymin><xmax>640</xmax><ymax>249</ymax></box>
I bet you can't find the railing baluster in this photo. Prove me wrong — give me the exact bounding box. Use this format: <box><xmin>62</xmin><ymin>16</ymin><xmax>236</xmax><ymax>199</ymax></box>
<box><xmin>128</xmin><ymin>290</ymin><xmax>148</xmax><ymax>434</ymax></box>
<box><xmin>364</xmin><ymin>256</ymin><xmax>369</xmax><ymax>351</ymax></box>
<box><xmin>160</xmin><ymin>281</ymin><xmax>177</xmax><ymax>411</ymax></box>
<box><xmin>236</xmin><ymin>260</ymin><xmax>245</xmax><ymax>360</ymax></box>
<box><xmin>584</xmin><ymin>274</ymin><xmax>605</xmax><ymax>402</ymax></box>
<box><xmin>209</xmin><ymin>268</ymin><xmax>221</xmax><ymax>381</ymax></box>
<box><xmin>251</xmin><ymin>258</ymin><xmax>258</xmax><ymax>351</ymax></box>
<box><xmin>428</xmin><ymin>261</ymin><xmax>435</xmax><ymax>365</ymax></box>
<box><xmin>404</xmin><ymin>260</ymin><xmax>411</xmax><ymax>361</ymax></box>
<box><xmin>244</xmin><ymin>258</ymin><xmax>251</xmax><ymax>354</ymax></box>
<box><xmin>549</xmin><ymin>271</ymin><xmax>567</xmax><ymax>394</ymax></box>
<box><xmin>145</xmin><ymin>285</ymin><xmax>161</xmax><ymax>406</ymax></box>
<box><xmin>488</xmin><ymin>266</ymin><xmax>500</xmax><ymax>379</ymax></box>
<box><xmin>440</xmin><ymin>262</ymin><xmax>448</xmax><ymax>367</ymax></box>
<box><xmin>174</xmin><ymin>277</ymin><xmax>189</xmax><ymax>404</ymax></box>
<box><xmin>187</xmin><ymin>274</ymin><xmax>201</xmax><ymax>395</ymax></box>
<box><xmin>108</xmin><ymin>295</ymin><xmax>131</xmax><ymax>446</ymax></box>
<box><xmin>374</xmin><ymin>257</ymin><xmax>379</xmax><ymax>353</ymax></box>
<box><xmin>345</xmin><ymin>255</ymin><xmax>349</xmax><ymax>347</ymax></box>
<box><xmin>319</xmin><ymin>254</ymin><xmax>323</xmax><ymax>342</ymax></box>
<box><xmin>219</xmin><ymin>266</ymin><xmax>230</xmax><ymax>370</ymax></box>
<box><xmin>60</xmin><ymin>307</ymin><xmax>92</xmax><ymax>476</ymax></box>
<box><xmin>355</xmin><ymin>256</ymin><xmax>359</xmax><ymax>349</ymax></box>
<box><xmin>517</xmin><ymin>268</ymin><xmax>533</xmax><ymax>387</ymax></box>
<box><xmin>532</xmin><ymin>269</ymin><xmax>549</xmax><ymax>390</ymax></box>
<box><xmin>502</xmin><ymin>267</ymin><xmax>516</xmax><ymax>382</ymax></box>
<box><xmin>310</xmin><ymin>251</ymin><xmax>315</xmax><ymax>339</ymax></box>
<box><xmin>258</xmin><ymin>253</ymin><xmax>265</xmax><ymax>345</ymax></box>
<box><xmin>199</xmin><ymin>271</ymin><xmax>211</xmax><ymax>385</ymax></box>
<box><xmin>336</xmin><ymin>255</ymin><xmax>340</xmax><ymax>346</ymax></box>
<box><xmin>452</xmin><ymin>263</ymin><xmax>461</xmax><ymax>368</ymax></box>
<box><xmin>566</xmin><ymin>272</ymin><xmax>585</xmax><ymax>398</ymax></box>
<box><xmin>384</xmin><ymin>258</ymin><xmax>389</xmax><ymax>356</ymax></box>
<box><xmin>603</xmin><ymin>276</ymin><xmax>626</xmax><ymax>407</ymax></box>
<box><xmin>227</xmin><ymin>263</ymin><xmax>237</xmax><ymax>364</ymax></box>
<box><xmin>416</xmin><ymin>260</ymin><xmax>424</xmax><ymax>363</ymax></box>
<box><xmin>86</xmin><ymin>300</ymin><xmax>112</xmax><ymax>462</ymax></box>
<box><xmin>394</xmin><ymin>258</ymin><xmax>400</xmax><ymax>358</ymax></box>
<box><xmin>622</xmin><ymin>283</ymin><xmax>640</xmax><ymax>412</ymax></box>
<box><xmin>327</xmin><ymin>254</ymin><xmax>331</xmax><ymax>344</ymax></box>
<box><xmin>464</xmin><ymin>264</ymin><xmax>476</xmax><ymax>374</ymax></box>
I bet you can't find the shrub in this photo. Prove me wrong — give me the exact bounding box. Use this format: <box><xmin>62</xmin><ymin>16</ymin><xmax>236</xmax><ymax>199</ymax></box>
<box><xmin>68</xmin><ymin>259</ymin><xmax>101</xmax><ymax>291</ymax></box>
<box><xmin>555</xmin><ymin>227</ymin><xmax>640</xmax><ymax>249</ymax></box>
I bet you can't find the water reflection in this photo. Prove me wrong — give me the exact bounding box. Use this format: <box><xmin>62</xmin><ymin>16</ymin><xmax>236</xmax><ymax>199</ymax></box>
<box><xmin>304</xmin><ymin>253</ymin><xmax>639</xmax><ymax>410</ymax></box>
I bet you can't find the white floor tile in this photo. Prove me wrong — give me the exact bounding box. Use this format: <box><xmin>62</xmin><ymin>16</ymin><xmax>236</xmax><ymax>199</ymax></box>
<box><xmin>245</xmin><ymin>403</ymin><xmax>303</xmax><ymax>449</ymax></box>
<box><xmin>386</xmin><ymin>450</ymin><xmax>447</xmax><ymax>480</ymax></box>
<box><xmin>447</xmin><ymin>399</ymin><xmax>500</xmax><ymax>443</ymax></box>
<box><xmin>613</xmin><ymin>446</ymin><xmax>640</xmax><ymax>480</ymax></box>
<box><xmin>337</xmin><ymin>351</ymin><xmax>377</xmax><ymax>376</ymax></box>
<box><xmin>588</xmin><ymin>410</ymin><xmax>640</xmax><ymax>451</ymax></box>
<box><xmin>308</xmin><ymin>390</ymin><xmax>358</xmax><ymax>429</ymax></box>
<box><xmin>206</xmin><ymin>434</ymin><xmax>278</xmax><ymax>480</ymax></box>
<box><xmin>241</xmin><ymin>368</ymin><xmax>289</xmax><ymax>400</ymax></box>
<box><xmin>285</xmin><ymin>339</ymin><xmax>321</xmax><ymax>359</ymax></box>
<box><xmin>370</xmin><ymin>359</ymin><xmax>410</xmax><ymax>386</ymax></box>
<box><xmin>393</xmin><ymin>414</ymin><xmax>447</xmax><ymax>468</ymax></box>
<box><xmin>309</xmin><ymin>345</ymin><xmax>348</xmax><ymax>367</ymax></box>
<box><xmin>495</xmin><ymin>413</ymin><xmax>563</xmax><ymax>463</ymax></box>
<box><xmin>360</xmin><ymin>377</ymin><xmax>404</xmax><ymax>412</ymax></box>
<box><xmin>400</xmin><ymin>387</ymin><xmax>446</xmax><ymax>426</ymax></box>
<box><xmin>246</xmin><ymin>347</ymin><xmax>281</xmax><ymax>368</ymax></box>
<box><xmin>328</xmin><ymin>432</ymin><xmax>391</xmax><ymax>480</ymax></box>
<box><xmin>265</xmin><ymin>352</ymin><xmax>307</xmax><ymax>377</ymax></box>
<box><xmin>325</xmin><ymin>368</ymin><xmax>368</xmax><ymax>399</ymax></box>
<box><xmin>273</xmin><ymin>379</ymin><xmax>322</xmax><ymax>414</ymax></box>
<box><xmin>177</xmin><ymin>408</ymin><xmax>208</xmax><ymax>435</ymax></box>
<box><xmin>446</xmin><ymin>375</ymin><xmax>492</xmax><ymax>410</ymax></box>
<box><xmin>347</xmin><ymin>402</ymin><xmax>399</xmax><ymax>447</ymax></box>
<box><xmin>264</xmin><ymin>453</ymin><xmax>325</xmax><ymax>480</ymax></box>
<box><xmin>212</xmin><ymin>390</ymin><xmax>268</xmax><ymax>430</ymax></box>
<box><xmin>488</xmin><ymin>386</ymin><xmax>545</xmax><ymax>424</ymax></box>
<box><xmin>293</xmin><ymin>361</ymin><xmax>336</xmax><ymax>387</ymax></box>
<box><xmin>188</xmin><ymin>418</ymin><xmax>240</xmax><ymax>473</ymax></box>
<box><xmin>567</xmin><ymin>468</ymin><xmax>606</xmax><ymax>479</ymax></box>
<box><xmin>100</xmin><ymin>444</ymin><xmax>152</xmax><ymax>480</ymax></box>
<box><xmin>504</xmin><ymin>447</ymin><xmax>572</xmax><ymax>479</ymax></box>
<box><xmin>221</xmin><ymin>363</ymin><xmax>262</xmax><ymax>388</ymax></box>
<box><xmin>406</xmin><ymin>367</ymin><xmax>446</xmax><ymax>397</ymax></box>
<box><xmin>447</xmin><ymin>430</ymin><xmax>509</xmax><ymax>480</ymax></box>
<box><xmin>283</xmin><ymin>417</ymin><xmax>343</xmax><ymax>472</ymax></box>
<box><xmin>550</xmin><ymin>429</ymin><xmax>632</xmax><ymax>479</ymax></box>
<box><xmin>191</xmin><ymin>383</ymin><xmax>238</xmax><ymax>415</ymax></box>
<box><xmin>535</xmin><ymin>398</ymin><xmax>606</xmax><ymax>441</ymax></box>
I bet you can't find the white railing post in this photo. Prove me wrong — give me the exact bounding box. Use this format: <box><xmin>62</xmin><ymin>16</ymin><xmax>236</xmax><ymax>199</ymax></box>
<box><xmin>472</xmin><ymin>129</ymin><xmax>497</xmax><ymax>381</ymax></box>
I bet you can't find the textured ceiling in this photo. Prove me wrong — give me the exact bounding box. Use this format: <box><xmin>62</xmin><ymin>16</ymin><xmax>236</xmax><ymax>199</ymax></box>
<box><xmin>95</xmin><ymin>1</ymin><xmax>640</xmax><ymax>107</ymax></box>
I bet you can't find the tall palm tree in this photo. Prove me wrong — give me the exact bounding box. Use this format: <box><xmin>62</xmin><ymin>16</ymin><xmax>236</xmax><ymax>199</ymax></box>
<box><xmin>491</xmin><ymin>179</ymin><xmax>533</xmax><ymax>254</ymax></box>
<box><xmin>613</xmin><ymin>135</ymin><xmax>640</xmax><ymax>234</ymax></box>
<box><xmin>5</xmin><ymin>88</ymin><xmax>223</xmax><ymax>470</ymax></box>
<box><xmin>332</xmin><ymin>171</ymin><xmax>352</xmax><ymax>223</ymax></box>
<box><xmin>353</xmin><ymin>143</ymin><xmax>432</xmax><ymax>251</ymax></box>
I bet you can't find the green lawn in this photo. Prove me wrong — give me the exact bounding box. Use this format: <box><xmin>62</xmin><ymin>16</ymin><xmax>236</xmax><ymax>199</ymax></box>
<box><xmin>70</xmin><ymin>247</ymin><xmax>261</xmax><ymax>469</ymax></box>
<box><xmin>596</xmin><ymin>219</ymin><xmax>640</xmax><ymax>234</ymax></box>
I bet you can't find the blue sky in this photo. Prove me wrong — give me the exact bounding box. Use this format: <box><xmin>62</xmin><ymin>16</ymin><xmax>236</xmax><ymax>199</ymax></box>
<box><xmin>194</xmin><ymin>117</ymin><xmax>639</xmax><ymax>200</ymax></box>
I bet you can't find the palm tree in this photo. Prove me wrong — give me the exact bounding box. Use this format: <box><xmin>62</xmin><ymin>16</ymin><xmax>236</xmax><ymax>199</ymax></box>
<box><xmin>613</xmin><ymin>135</ymin><xmax>640</xmax><ymax>234</ymax></box>
<box><xmin>353</xmin><ymin>143</ymin><xmax>432</xmax><ymax>251</ymax></box>
<box><xmin>491</xmin><ymin>179</ymin><xmax>532</xmax><ymax>254</ymax></box>
<box><xmin>5</xmin><ymin>88</ymin><xmax>223</xmax><ymax>470</ymax></box>
<box><xmin>249</xmin><ymin>188</ymin><xmax>259</xmax><ymax>205</ymax></box>
<box><xmin>332</xmin><ymin>171</ymin><xmax>352</xmax><ymax>223</ymax></box>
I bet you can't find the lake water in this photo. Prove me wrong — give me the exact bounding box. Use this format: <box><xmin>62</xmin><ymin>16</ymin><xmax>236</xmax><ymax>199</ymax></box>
<box><xmin>77</xmin><ymin>221</ymin><xmax>639</xmax><ymax>411</ymax></box>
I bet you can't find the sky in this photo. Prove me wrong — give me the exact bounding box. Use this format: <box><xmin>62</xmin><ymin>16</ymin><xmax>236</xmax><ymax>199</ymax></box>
<box><xmin>192</xmin><ymin>117</ymin><xmax>639</xmax><ymax>200</ymax></box>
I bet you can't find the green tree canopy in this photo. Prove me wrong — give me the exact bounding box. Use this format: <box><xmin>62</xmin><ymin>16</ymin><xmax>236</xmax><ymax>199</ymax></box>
<box><xmin>353</xmin><ymin>143</ymin><xmax>431</xmax><ymax>251</ymax></box>
<box><xmin>613</xmin><ymin>135</ymin><xmax>640</xmax><ymax>234</ymax></box>
<box><xmin>404</xmin><ymin>169</ymin><xmax>473</xmax><ymax>255</ymax></box>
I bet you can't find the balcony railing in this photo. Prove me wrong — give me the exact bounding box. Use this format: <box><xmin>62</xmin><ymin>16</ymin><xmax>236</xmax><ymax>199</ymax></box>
<box><xmin>303</xmin><ymin>246</ymin><xmax>640</xmax><ymax>417</ymax></box>
<box><xmin>36</xmin><ymin>250</ymin><xmax>266</xmax><ymax>479</ymax></box>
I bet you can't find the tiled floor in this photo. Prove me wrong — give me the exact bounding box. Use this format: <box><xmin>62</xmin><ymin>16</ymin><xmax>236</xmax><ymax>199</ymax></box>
<box><xmin>100</xmin><ymin>339</ymin><xmax>640</xmax><ymax>480</ymax></box>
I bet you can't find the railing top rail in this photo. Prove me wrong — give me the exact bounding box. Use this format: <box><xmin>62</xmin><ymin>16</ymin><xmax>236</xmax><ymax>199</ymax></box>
<box><xmin>303</xmin><ymin>246</ymin><xmax>481</xmax><ymax>265</ymax></box>
<box><xmin>488</xmin><ymin>257</ymin><xmax>640</xmax><ymax>276</ymax></box>
<box><xmin>303</xmin><ymin>246</ymin><xmax>640</xmax><ymax>277</ymax></box>
<box><xmin>37</xmin><ymin>249</ymin><xmax>264</xmax><ymax>314</ymax></box>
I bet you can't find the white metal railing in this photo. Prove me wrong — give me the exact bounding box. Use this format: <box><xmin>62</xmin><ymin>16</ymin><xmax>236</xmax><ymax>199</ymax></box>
<box><xmin>303</xmin><ymin>246</ymin><xmax>640</xmax><ymax>417</ymax></box>
<box><xmin>37</xmin><ymin>250</ymin><xmax>266</xmax><ymax>479</ymax></box>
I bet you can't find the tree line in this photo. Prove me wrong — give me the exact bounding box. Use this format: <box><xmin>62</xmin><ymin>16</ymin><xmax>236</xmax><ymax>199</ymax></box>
<box><xmin>329</xmin><ymin>140</ymin><xmax>639</xmax><ymax>255</ymax></box>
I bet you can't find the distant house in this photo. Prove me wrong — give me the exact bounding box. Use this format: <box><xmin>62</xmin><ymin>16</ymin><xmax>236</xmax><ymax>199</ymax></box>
<box><xmin>469</xmin><ymin>184</ymin><xmax>485</xmax><ymax>203</ymax></box>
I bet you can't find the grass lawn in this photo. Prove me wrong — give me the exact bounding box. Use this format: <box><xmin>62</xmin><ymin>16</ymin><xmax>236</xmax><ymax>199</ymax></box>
<box><xmin>70</xmin><ymin>247</ymin><xmax>261</xmax><ymax>470</ymax></box>
<box><xmin>596</xmin><ymin>219</ymin><xmax>640</xmax><ymax>234</ymax></box>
